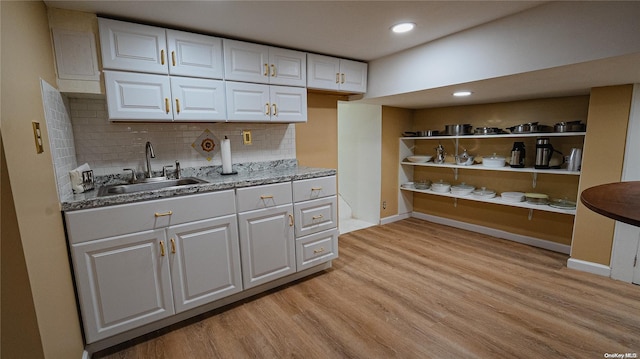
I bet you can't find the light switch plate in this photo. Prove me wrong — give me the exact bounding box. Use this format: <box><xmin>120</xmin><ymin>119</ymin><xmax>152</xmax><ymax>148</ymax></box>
<box><xmin>242</xmin><ymin>130</ymin><xmax>252</xmax><ymax>145</ymax></box>
<box><xmin>32</xmin><ymin>122</ymin><xmax>44</xmax><ymax>154</ymax></box>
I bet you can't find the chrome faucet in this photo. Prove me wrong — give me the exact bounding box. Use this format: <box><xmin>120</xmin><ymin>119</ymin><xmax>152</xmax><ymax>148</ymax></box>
<box><xmin>145</xmin><ymin>141</ymin><xmax>155</xmax><ymax>178</ymax></box>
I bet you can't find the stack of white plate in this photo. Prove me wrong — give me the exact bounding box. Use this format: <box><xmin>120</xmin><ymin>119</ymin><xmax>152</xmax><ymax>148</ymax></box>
<box><xmin>501</xmin><ymin>191</ymin><xmax>525</xmax><ymax>202</ymax></box>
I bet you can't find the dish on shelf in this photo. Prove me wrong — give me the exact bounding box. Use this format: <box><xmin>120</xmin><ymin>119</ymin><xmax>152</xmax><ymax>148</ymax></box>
<box><xmin>472</xmin><ymin>187</ymin><xmax>496</xmax><ymax>199</ymax></box>
<box><xmin>431</xmin><ymin>180</ymin><xmax>451</xmax><ymax>193</ymax></box>
<box><xmin>482</xmin><ymin>153</ymin><xmax>507</xmax><ymax>168</ymax></box>
<box><xmin>451</xmin><ymin>183</ymin><xmax>475</xmax><ymax>196</ymax></box>
<box><xmin>474</xmin><ymin>127</ymin><xmax>507</xmax><ymax>135</ymax></box>
<box><xmin>549</xmin><ymin>198</ymin><xmax>577</xmax><ymax>209</ymax></box>
<box><xmin>406</xmin><ymin>155</ymin><xmax>432</xmax><ymax>163</ymax></box>
<box><xmin>444</xmin><ymin>124</ymin><xmax>473</xmax><ymax>136</ymax></box>
<box><xmin>402</xmin><ymin>130</ymin><xmax>440</xmax><ymax>137</ymax></box>
<box><xmin>415</xmin><ymin>180</ymin><xmax>431</xmax><ymax>190</ymax></box>
<box><xmin>525</xmin><ymin>192</ymin><xmax>549</xmax><ymax>205</ymax></box>
<box><xmin>401</xmin><ymin>182</ymin><xmax>415</xmax><ymax>189</ymax></box>
<box><xmin>507</xmin><ymin>122</ymin><xmax>553</xmax><ymax>134</ymax></box>
<box><xmin>501</xmin><ymin>192</ymin><xmax>525</xmax><ymax>202</ymax></box>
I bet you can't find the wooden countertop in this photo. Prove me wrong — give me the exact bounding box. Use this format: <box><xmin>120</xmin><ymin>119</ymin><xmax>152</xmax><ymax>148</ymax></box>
<box><xmin>580</xmin><ymin>181</ymin><xmax>640</xmax><ymax>227</ymax></box>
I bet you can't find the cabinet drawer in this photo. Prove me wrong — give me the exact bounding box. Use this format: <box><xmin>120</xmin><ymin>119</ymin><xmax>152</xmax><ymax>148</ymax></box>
<box><xmin>65</xmin><ymin>190</ymin><xmax>235</xmax><ymax>244</ymax></box>
<box><xmin>294</xmin><ymin>196</ymin><xmax>337</xmax><ymax>238</ymax></box>
<box><xmin>236</xmin><ymin>182</ymin><xmax>292</xmax><ymax>213</ymax></box>
<box><xmin>293</xmin><ymin>176</ymin><xmax>336</xmax><ymax>202</ymax></box>
<box><xmin>296</xmin><ymin>228</ymin><xmax>338</xmax><ymax>271</ymax></box>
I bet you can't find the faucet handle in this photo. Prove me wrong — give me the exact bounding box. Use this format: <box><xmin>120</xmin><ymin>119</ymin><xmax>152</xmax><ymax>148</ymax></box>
<box><xmin>162</xmin><ymin>165</ymin><xmax>174</xmax><ymax>177</ymax></box>
<box><xmin>123</xmin><ymin>168</ymin><xmax>137</xmax><ymax>183</ymax></box>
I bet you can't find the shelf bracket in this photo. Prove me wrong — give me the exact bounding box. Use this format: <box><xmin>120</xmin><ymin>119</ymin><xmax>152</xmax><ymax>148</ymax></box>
<box><xmin>532</xmin><ymin>173</ymin><xmax>538</xmax><ymax>188</ymax></box>
<box><xmin>528</xmin><ymin>208</ymin><xmax>534</xmax><ymax>220</ymax></box>
<box><xmin>454</xmin><ymin>198</ymin><xmax>458</xmax><ymax>208</ymax></box>
<box><xmin>453</xmin><ymin>168</ymin><xmax>459</xmax><ymax>181</ymax></box>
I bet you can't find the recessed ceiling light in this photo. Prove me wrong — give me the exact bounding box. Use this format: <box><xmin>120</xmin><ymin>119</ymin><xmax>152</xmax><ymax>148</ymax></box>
<box><xmin>453</xmin><ymin>91</ymin><xmax>472</xmax><ymax>97</ymax></box>
<box><xmin>391</xmin><ymin>22</ymin><xmax>415</xmax><ymax>34</ymax></box>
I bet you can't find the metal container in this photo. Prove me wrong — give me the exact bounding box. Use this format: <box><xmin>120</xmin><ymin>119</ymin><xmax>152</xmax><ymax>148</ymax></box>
<box><xmin>554</xmin><ymin>121</ymin><xmax>586</xmax><ymax>132</ymax></box>
<box><xmin>508</xmin><ymin>122</ymin><xmax>552</xmax><ymax>133</ymax></box>
<box><xmin>474</xmin><ymin>127</ymin><xmax>500</xmax><ymax>135</ymax></box>
<box><xmin>444</xmin><ymin>124</ymin><xmax>473</xmax><ymax>136</ymax></box>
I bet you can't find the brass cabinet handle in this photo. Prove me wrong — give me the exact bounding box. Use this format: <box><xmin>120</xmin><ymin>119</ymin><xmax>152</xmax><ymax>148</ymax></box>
<box><xmin>314</xmin><ymin>247</ymin><xmax>325</xmax><ymax>254</ymax></box>
<box><xmin>171</xmin><ymin>51</ymin><xmax>176</xmax><ymax>66</ymax></box>
<box><xmin>155</xmin><ymin>210</ymin><xmax>173</xmax><ymax>217</ymax></box>
<box><xmin>265</xmin><ymin>102</ymin><xmax>270</xmax><ymax>116</ymax></box>
<box><xmin>165</xmin><ymin>98</ymin><xmax>170</xmax><ymax>114</ymax></box>
<box><xmin>289</xmin><ymin>214</ymin><xmax>294</xmax><ymax>227</ymax></box>
<box><xmin>260</xmin><ymin>195</ymin><xmax>273</xmax><ymax>200</ymax></box>
<box><xmin>341</xmin><ymin>73</ymin><xmax>345</xmax><ymax>84</ymax></box>
<box><xmin>160</xmin><ymin>241</ymin><xmax>166</xmax><ymax>256</ymax></box>
<box><xmin>170</xmin><ymin>238</ymin><xmax>176</xmax><ymax>254</ymax></box>
<box><xmin>272</xmin><ymin>103</ymin><xmax>278</xmax><ymax>117</ymax></box>
<box><xmin>264</xmin><ymin>63</ymin><xmax>269</xmax><ymax>76</ymax></box>
<box><xmin>161</xmin><ymin>49</ymin><xmax>165</xmax><ymax>65</ymax></box>
<box><xmin>312</xmin><ymin>214</ymin><xmax>324</xmax><ymax>220</ymax></box>
<box><xmin>335</xmin><ymin>72</ymin><xmax>340</xmax><ymax>84</ymax></box>
<box><xmin>311</xmin><ymin>187</ymin><xmax>322</xmax><ymax>191</ymax></box>
<box><xmin>175</xmin><ymin>98</ymin><xmax>181</xmax><ymax>114</ymax></box>
<box><xmin>271</xmin><ymin>64</ymin><xmax>276</xmax><ymax>77</ymax></box>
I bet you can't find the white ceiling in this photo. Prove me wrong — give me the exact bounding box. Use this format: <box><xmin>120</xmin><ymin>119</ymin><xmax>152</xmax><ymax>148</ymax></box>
<box><xmin>44</xmin><ymin>0</ymin><xmax>640</xmax><ymax>108</ymax></box>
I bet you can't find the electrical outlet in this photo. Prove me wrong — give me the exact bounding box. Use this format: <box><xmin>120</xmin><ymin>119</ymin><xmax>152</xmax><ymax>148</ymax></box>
<box><xmin>32</xmin><ymin>122</ymin><xmax>44</xmax><ymax>154</ymax></box>
<box><xmin>382</xmin><ymin>201</ymin><xmax>387</xmax><ymax>209</ymax></box>
<box><xmin>242</xmin><ymin>130</ymin><xmax>252</xmax><ymax>145</ymax></box>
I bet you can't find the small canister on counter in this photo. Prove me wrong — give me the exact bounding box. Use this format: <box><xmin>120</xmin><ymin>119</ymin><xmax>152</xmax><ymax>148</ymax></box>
<box><xmin>510</xmin><ymin>142</ymin><xmax>526</xmax><ymax>168</ymax></box>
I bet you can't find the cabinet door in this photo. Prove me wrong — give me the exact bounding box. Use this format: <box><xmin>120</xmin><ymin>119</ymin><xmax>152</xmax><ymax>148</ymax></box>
<box><xmin>269</xmin><ymin>85</ymin><xmax>307</xmax><ymax>123</ymax></box>
<box><xmin>268</xmin><ymin>47</ymin><xmax>306</xmax><ymax>87</ymax></box>
<box><xmin>168</xmin><ymin>215</ymin><xmax>243</xmax><ymax>313</ymax></box>
<box><xmin>98</xmin><ymin>18</ymin><xmax>168</xmax><ymax>74</ymax></box>
<box><xmin>238</xmin><ymin>204</ymin><xmax>295</xmax><ymax>289</ymax></box>
<box><xmin>223</xmin><ymin>39</ymin><xmax>269</xmax><ymax>84</ymax></box>
<box><xmin>104</xmin><ymin>71</ymin><xmax>173</xmax><ymax>121</ymax></box>
<box><xmin>225</xmin><ymin>81</ymin><xmax>271</xmax><ymax>122</ymax></box>
<box><xmin>296</xmin><ymin>228</ymin><xmax>339</xmax><ymax>271</ymax></box>
<box><xmin>167</xmin><ymin>29</ymin><xmax>224</xmax><ymax>79</ymax></box>
<box><xmin>306</xmin><ymin>53</ymin><xmax>340</xmax><ymax>91</ymax></box>
<box><xmin>339</xmin><ymin>59</ymin><xmax>368</xmax><ymax>93</ymax></box>
<box><xmin>71</xmin><ymin>229</ymin><xmax>174</xmax><ymax>343</ymax></box>
<box><xmin>170</xmin><ymin>77</ymin><xmax>226</xmax><ymax>121</ymax></box>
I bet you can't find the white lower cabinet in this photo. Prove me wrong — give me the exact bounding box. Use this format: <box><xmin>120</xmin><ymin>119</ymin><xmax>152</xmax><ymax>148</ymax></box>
<box><xmin>66</xmin><ymin>191</ymin><xmax>240</xmax><ymax>343</ymax></box>
<box><xmin>72</xmin><ymin>229</ymin><xmax>174</xmax><ymax>343</ymax></box>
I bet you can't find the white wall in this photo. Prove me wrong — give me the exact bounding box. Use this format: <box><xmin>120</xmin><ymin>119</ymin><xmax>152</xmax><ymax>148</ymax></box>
<box><xmin>366</xmin><ymin>1</ymin><xmax>640</xmax><ymax>99</ymax></box>
<box><xmin>338</xmin><ymin>102</ymin><xmax>381</xmax><ymax>224</ymax></box>
<box><xmin>611</xmin><ymin>83</ymin><xmax>640</xmax><ymax>282</ymax></box>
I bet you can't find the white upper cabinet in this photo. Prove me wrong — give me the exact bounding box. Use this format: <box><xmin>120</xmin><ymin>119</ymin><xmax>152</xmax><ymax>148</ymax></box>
<box><xmin>99</xmin><ymin>18</ymin><xmax>168</xmax><ymax>74</ymax></box>
<box><xmin>104</xmin><ymin>70</ymin><xmax>173</xmax><ymax>121</ymax></box>
<box><xmin>226</xmin><ymin>82</ymin><xmax>306</xmax><ymax>123</ymax></box>
<box><xmin>99</xmin><ymin>18</ymin><xmax>224</xmax><ymax>79</ymax></box>
<box><xmin>170</xmin><ymin>77</ymin><xmax>227</xmax><ymax>121</ymax></box>
<box><xmin>224</xmin><ymin>39</ymin><xmax>306</xmax><ymax>87</ymax></box>
<box><xmin>307</xmin><ymin>53</ymin><xmax>367</xmax><ymax>93</ymax></box>
<box><xmin>166</xmin><ymin>29</ymin><xmax>224</xmax><ymax>79</ymax></box>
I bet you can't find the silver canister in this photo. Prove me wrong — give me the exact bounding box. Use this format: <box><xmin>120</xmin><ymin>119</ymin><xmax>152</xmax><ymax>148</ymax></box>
<box><xmin>567</xmin><ymin>148</ymin><xmax>582</xmax><ymax>171</ymax></box>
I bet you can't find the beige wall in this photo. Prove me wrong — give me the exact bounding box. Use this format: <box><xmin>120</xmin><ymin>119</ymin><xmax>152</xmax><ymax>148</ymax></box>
<box><xmin>380</xmin><ymin>106</ymin><xmax>412</xmax><ymax>218</ymax></box>
<box><xmin>296</xmin><ymin>92</ymin><xmax>346</xmax><ymax>169</ymax></box>
<box><xmin>1</xmin><ymin>1</ymin><xmax>84</xmax><ymax>358</ymax></box>
<box><xmin>407</xmin><ymin>96</ymin><xmax>590</xmax><ymax>245</ymax></box>
<box><xmin>571</xmin><ymin>85</ymin><xmax>633</xmax><ymax>265</ymax></box>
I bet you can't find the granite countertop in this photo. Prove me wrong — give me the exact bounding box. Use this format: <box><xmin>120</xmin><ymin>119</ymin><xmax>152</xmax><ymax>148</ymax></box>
<box><xmin>61</xmin><ymin>160</ymin><xmax>336</xmax><ymax>211</ymax></box>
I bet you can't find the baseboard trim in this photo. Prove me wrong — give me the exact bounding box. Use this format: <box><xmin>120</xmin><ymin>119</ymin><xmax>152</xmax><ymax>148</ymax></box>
<box><xmin>412</xmin><ymin>211</ymin><xmax>571</xmax><ymax>254</ymax></box>
<box><xmin>380</xmin><ymin>212</ymin><xmax>411</xmax><ymax>225</ymax></box>
<box><xmin>566</xmin><ymin>258</ymin><xmax>611</xmax><ymax>277</ymax></box>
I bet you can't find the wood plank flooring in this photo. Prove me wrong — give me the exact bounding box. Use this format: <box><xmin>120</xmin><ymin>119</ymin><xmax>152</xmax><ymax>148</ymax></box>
<box><xmin>94</xmin><ymin>218</ymin><xmax>640</xmax><ymax>359</ymax></box>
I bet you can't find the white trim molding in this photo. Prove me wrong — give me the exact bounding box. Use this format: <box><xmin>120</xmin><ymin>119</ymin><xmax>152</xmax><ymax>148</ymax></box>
<box><xmin>567</xmin><ymin>258</ymin><xmax>611</xmax><ymax>277</ymax></box>
<box><xmin>380</xmin><ymin>212</ymin><xmax>411</xmax><ymax>225</ymax></box>
<box><xmin>412</xmin><ymin>211</ymin><xmax>571</xmax><ymax>254</ymax></box>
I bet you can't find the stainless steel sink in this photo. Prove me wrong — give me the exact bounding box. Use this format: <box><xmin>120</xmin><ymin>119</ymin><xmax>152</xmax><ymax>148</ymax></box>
<box><xmin>97</xmin><ymin>177</ymin><xmax>208</xmax><ymax>197</ymax></box>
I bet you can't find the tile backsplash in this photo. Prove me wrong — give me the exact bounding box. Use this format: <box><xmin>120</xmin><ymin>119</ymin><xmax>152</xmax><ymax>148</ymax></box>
<box><xmin>68</xmin><ymin>98</ymin><xmax>296</xmax><ymax>177</ymax></box>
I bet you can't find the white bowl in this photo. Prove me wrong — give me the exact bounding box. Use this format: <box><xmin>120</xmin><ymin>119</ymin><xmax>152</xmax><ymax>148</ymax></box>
<box><xmin>482</xmin><ymin>154</ymin><xmax>506</xmax><ymax>168</ymax></box>
<box><xmin>431</xmin><ymin>180</ymin><xmax>451</xmax><ymax>193</ymax></box>
<box><xmin>450</xmin><ymin>183</ymin><xmax>475</xmax><ymax>196</ymax></box>
<box><xmin>407</xmin><ymin>155</ymin><xmax>432</xmax><ymax>163</ymax></box>
<box><xmin>472</xmin><ymin>187</ymin><xmax>496</xmax><ymax>199</ymax></box>
<box><xmin>501</xmin><ymin>191</ymin><xmax>525</xmax><ymax>202</ymax></box>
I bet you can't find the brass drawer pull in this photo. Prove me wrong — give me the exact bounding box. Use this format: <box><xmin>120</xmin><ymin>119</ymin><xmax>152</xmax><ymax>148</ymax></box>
<box><xmin>161</xmin><ymin>49</ymin><xmax>165</xmax><ymax>65</ymax></box>
<box><xmin>289</xmin><ymin>214</ymin><xmax>294</xmax><ymax>227</ymax></box>
<box><xmin>170</xmin><ymin>238</ymin><xmax>176</xmax><ymax>254</ymax></box>
<box><xmin>341</xmin><ymin>73</ymin><xmax>345</xmax><ymax>84</ymax></box>
<box><xmin>271</xmin><ymin>64</ymin><xmax>276</xmax><ymax>77</ymax></box>
<box><xmin>175</xmin><ymin>98</ymin><xmax>181</xmax><ymax>114</ymax></box>
<box><xmin>314</xmin><ymin>247</ymin><xmax>325</xmax><ymax>254</ymax></box>
<box><xmin>335</xmin><ymin>73</ymin><xmax>340</xmax><ymax>84</ymax></box>
<box><xmin>165</xmin><ymin>98</ymin><xmax>170</xmax><ymax>114</ymax></box>
<box><xmin>265</xmin><ymin>102</ymin><xmax>271</xmax><ymax>116</ymax></box>
<box><xmin>155</xmin><ymin>210</ymin><xmax>173</xmax><ymax>217</ymax></box>
<box><xmin>264</xmin><ymin>63</ymin><xmax>269</xmax><ymax>76</ymax></box>
<box><xmin>312</xmin><ymin>214</ymin><xmax>324</xmax><ymax>220</ymax></box>
<box><xmin>311</xmin><ymin>187</ymin><xmax>323</xmax><ymax>191</ymax></box>
<box><xmin>160</xmin><ymin>241</ymin><xmax>166</xmax><ymax>256</ymax></box>
<box><xmin>171</xmin><ymin>51</ymin><xmax>176</xmax><ymax>66</ymax></box>
<box><xmin>260</xmin><ymin>195</ymin><xmax>273</xmax><ymax>200</ymax></box>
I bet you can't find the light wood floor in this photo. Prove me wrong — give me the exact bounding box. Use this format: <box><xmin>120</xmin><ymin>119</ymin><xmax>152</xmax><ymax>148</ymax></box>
<box><xmin>95</xmin><ymin>218</ymin><xmax>640</xmax><ymax>359</ymax></box>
